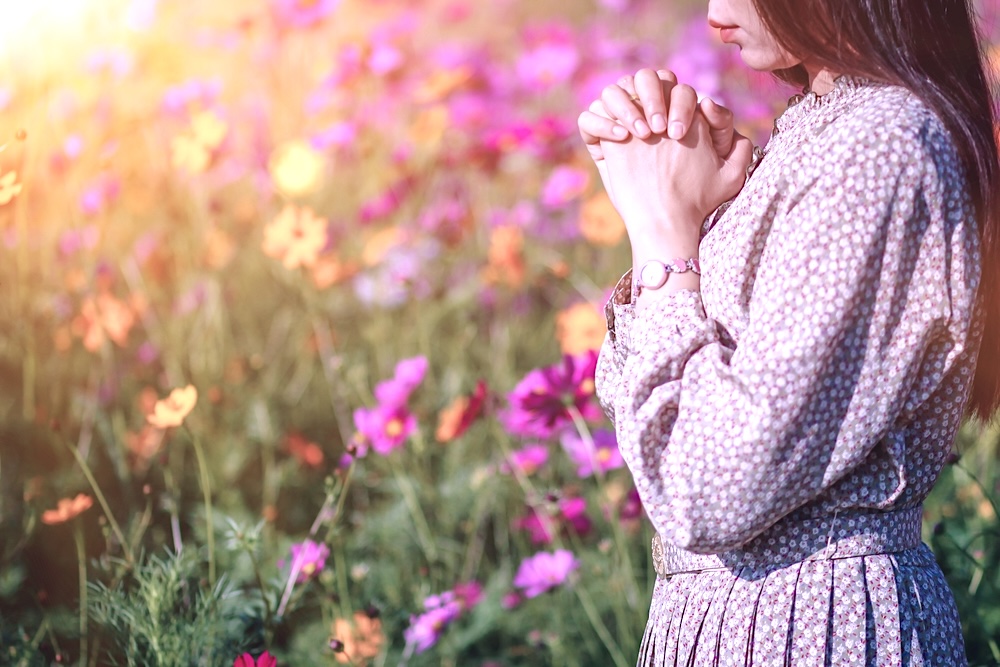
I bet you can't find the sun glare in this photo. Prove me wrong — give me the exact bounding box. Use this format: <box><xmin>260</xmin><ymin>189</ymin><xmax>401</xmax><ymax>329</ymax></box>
<box><xmin>0</xmin><ymin>0</ymin><xmax>130</xmax><ymax>72</ymax></box>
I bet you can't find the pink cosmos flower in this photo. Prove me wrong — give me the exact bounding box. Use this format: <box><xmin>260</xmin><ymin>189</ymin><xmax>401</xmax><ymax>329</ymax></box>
<box><xmin>560</xmin><ymin>429</ymin><xmax>624</xmax><ymax>478</ymax></box>
<box><xmin>516</xmin><ymin>42</ymin><xmax>580</xmax><ymax>92</ymax></box>
<box><xmin>515</xmin><ymin>497</ymin><xmax>591</xmax><ymax>545</ymax></box>
<box><xmin>501</xmin><ymin>351</ymin><xmax>602</xmax><ymax>438</ymax></box>
<box><xmin>502</xmin><ymin>444</ymin><xmax>549</xmax><ymax>476</ymax></box>
<box><xmin>353</xmin><ymin>404</ymin><xmax>417</xmax><ymax>455</ymax></box>
<box><xmin>541</xmin><ymin>165</ymin><xmax>589</xmax><ymax>208</ymax></box>
<box><xmin>373</xmin><ymin>356</ymin><xmax>429</xmax><ymax>407</ymax></box>
<box><xmin>310</xmin><ymin>122</ymin><xmax>357</xmax><ymax>150</ymax></box>
<box><xmin>368</xmin><ymin>43</ymin><xmax>405</xmax><ymax>76</ymax></box>
<box><xmin>285</xmin><ymin>539</ymin><xmax>330</xmax><ymax>583</ymax></box>
<box><xmin>404</xmin><ymin>581</ymin><xmax>482</xmax><ymax>654</ymax></box>
<box><xmin>513</xmin><ymin>550</ymin><xmax>578</xmax><ymax>598</ymax></box>
<box><xmin>234</xmin><ymin>652</ymin><xmax>277</xmax><ymax>667</ymax></box>
<box><xmin>270</xmin><ymin>0</ymin><xmax>340</xmax><ymax>29</ymax></box>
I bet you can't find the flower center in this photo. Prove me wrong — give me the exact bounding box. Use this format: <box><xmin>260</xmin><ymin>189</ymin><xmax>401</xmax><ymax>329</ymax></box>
<box><xmin>385</xmin><ymin>418</ymin><xmax>403</xmax><ymax>437</ymax></box>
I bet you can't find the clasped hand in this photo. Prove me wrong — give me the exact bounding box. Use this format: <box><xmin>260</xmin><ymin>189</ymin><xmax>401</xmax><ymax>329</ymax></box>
<box><xmin>578</xmin><ymin>69</ymin><xmax>754</xmax><ymax>248</ymax></box>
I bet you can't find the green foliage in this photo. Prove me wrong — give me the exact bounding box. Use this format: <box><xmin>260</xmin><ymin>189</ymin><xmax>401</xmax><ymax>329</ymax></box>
<box><xmin>88</xmin><ymin>551</ymin><xmax>252</xmax><ymax>667</ymax></box>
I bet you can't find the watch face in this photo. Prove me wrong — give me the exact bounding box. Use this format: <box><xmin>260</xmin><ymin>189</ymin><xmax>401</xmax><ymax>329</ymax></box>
<box><xmin>639</xmin><ymin>260</ymin><xmax>668</xmax><ymax>290</ymax></box>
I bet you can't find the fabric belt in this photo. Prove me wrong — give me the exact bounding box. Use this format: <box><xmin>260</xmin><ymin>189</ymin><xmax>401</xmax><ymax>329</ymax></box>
<box><xmin>651</xmin><ymin>506</ymin><xmax>924</xmax><ymax>578</ymax></box>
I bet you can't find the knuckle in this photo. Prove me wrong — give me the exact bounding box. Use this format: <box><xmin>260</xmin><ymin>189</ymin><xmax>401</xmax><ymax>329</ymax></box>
<box><xmin>657</xmin><ymin>69</ymin><xmax>678</xmax><ymax>83</ymax></box>
<box><xmin>602</xmin><ymin>84</ymin><xmax>621</xmax><ymax>98</ymax></box>
<box><xmin>675</xmin><ymin>83</ymin><xmax>696</xmax><ymax>98</ymax></box>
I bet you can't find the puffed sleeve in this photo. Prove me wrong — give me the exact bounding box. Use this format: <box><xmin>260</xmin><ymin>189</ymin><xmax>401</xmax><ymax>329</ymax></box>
<box><xmin>594</xmin><ymin>122</ymin><xmax>980</xmax><ymax>554</ymax></box>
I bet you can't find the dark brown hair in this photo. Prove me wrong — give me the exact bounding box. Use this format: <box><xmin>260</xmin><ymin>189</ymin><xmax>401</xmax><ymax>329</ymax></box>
<box><xmin>753</xmin><ymin>0</ymin><xmax>1000</xmax><ymax>422</ymax></box>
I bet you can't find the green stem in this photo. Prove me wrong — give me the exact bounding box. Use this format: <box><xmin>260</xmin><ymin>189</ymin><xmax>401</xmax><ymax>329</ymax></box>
<box><xmin>389</xmin><ymin>457</ymin><xmax>438</xmax><ymax>563</ymax></box>
<box><xmin>64</xmin><ymin>441</ymin><xmax>133</xmax><ymax>564</ymax></box>
<box><xmin>574</xmin><ymin>585</ymin><xmax>631</xmax><ymax>667</ymax></box>
<box><xmin>73</xmin><ymin>520</ymin><xmax>88</xmax><ymax>666</ymax></box>
<box><xmin>247</xmin><ymin>549</ymin><xmax>274</xmax><ymax>646</ymax></box>
<box><xmin>186</xmin><ymin>427</ymin><xmax>216</xmax><ymax>586</ymax></box>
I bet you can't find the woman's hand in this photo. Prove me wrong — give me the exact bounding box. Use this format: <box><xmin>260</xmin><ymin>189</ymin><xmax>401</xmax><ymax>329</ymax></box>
<box><xmin>600</xmin><ymin>109</ymin><xmax>753</xmax><ymax>248</ymax></box>
<box><xmin>578</xmin><ymin>68</ymin><xmax>741</xmax><ymax>205</ymax></box>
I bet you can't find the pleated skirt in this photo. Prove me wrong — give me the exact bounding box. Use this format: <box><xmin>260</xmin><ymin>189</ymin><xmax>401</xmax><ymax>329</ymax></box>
<box><xmin>637</xmin><ymin>545</ymin><xmax>967</xmax><ymax>666</ymax></box>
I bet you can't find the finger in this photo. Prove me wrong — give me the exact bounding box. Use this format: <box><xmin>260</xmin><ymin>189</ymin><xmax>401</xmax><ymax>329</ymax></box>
<box><xmin>666</xmin><ymin>83</ymin><xmax>698</xmax><ymax>140</ymax></box>
<box><xmin>634</xmin><ymin>68</ymin><xmax>671</xmax><ymax>134</ymax></box>
<box><xmin>601</xmin><ymin>84</ymin><xmax>651</xmax><ymax>138</ymax></box>
<box><xmin>722</xmin><ymin>132</ymin><xmax>755</xmax><ymax>196</ymax></box>
<box><xmin>578</xmin><ymin>109</ymin><xmax>630</xmax><ymax>148</ymax></box>
<box><xmin>616</xmin><ymin>74</ymin><xmax>636</xmax><ymax>97</ymax></box>
<box><xmin>699</xmin><ymin>97</ymin><xmax>735</xmax><ymax>156</ymax></box>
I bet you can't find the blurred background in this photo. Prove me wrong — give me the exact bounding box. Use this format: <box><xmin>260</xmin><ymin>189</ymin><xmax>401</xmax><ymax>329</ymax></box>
<box><xmin>0</xmin><ymin>0</ymin><xmax>998</xmax><ymax>664</ymax></box>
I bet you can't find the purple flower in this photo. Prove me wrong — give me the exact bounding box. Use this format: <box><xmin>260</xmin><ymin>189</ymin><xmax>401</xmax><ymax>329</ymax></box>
<box><xmin>404</xmin><ymin>604</ymin><xmax>460</xmax><ymax>653</ymax></box>
<box><xmin>513</xmin><ymin>550</ymin><xmax>578</xmax><ymax>598</ymax></box>
<box><xmin>287</xmin><ymin>539</ymin><xmax>329</xmax><ymax>583</ymax></box>
<box><xmin>560</xmin><ymin>429</ymin><xmax>624</xmax><ymax>478</ymax></box>
<box><xmin>515</xmin><ymin>43</ymin><xmax>580</xmax><ymax>93</ymax></box>
<box><xmin>501</xmin><ymin>351</ymin><xmax>602</xmax><ymax>438</ymax></box>
<box><xmin>404</xmin><ymin>581</ymin><xmax>482</xmax><ymax>654</ymax></box>
<box><xmin>270</xmin><ymin>0</ymin><xmax>340</xmax><ymax>29</ymax></box>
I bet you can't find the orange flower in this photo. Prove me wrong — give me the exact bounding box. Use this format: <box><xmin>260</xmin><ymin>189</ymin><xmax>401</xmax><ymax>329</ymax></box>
<box><xmin>147</xmin><ymin>385</ymin><xmax>198</xmax><ymax>429</ymax></box>
<box><xmin>331</xmin><ymin>611</ymin><xmax>385</xmax><ymax>664</ymax></box>
<box><xmin>0</xmin><ymin>170</ymin><xmax>23</xmax><ymax>205</ymax></box>
<box><xmin>262</xmin><ymin>205</ymin><xmax>328</xmax><ymax>270</ymax></box>
<box><xmin>413</xmin><ymin>66</ymin><xmax>474</xmax><ymax>104</ymax></box>
<box><xmin>482</xmin><ymin>225</ymin><xmax>525</xmax><ymax>287</ymax></box>
<box><xmin>311</xmin><ymin>256</ymin><xmax>359</xmax><ymax>289</ymax></box>
<box><xmin>284</xmin><ymin>432</ymin><xmax>325</xmax><ymax>468</ymax></box>
<box><xmin>71</xmin><ymin>293</ymin><xmax>136</xmax><ymax>352</ymax></box>
<box><xmin>435</xmin><ymin>380</ymin><xmax>487</xmax><ymax>443</ymax></box>
<box><xmin>42</xmin><ymin>494</ymin><xmax>93</xmax><ymax>525</ymax></box>
<box><xmin>409</xmin><ymin>106</ymin><xmax>450</xmax><ymax>148</ymax></box>
<box><xmin>579</xmin><ymin>191</ymin><xmax>626</xmax><ymax>246</ymax></box>
<box><xmin>555</xmin><ymin>303</ymin><xmax>607</xmax><ymax>355</ymax></box>
<box><xmin>361</xmin><ymin>227</ymin><xmax>402</xmax><ymax>267</ymax></box>
<box><xmin>203</xmin><ymin>228</ymin><xmax>236</xmax><ymax>269</ymax></box>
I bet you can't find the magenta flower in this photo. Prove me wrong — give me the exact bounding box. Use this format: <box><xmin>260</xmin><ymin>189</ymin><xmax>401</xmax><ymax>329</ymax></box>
<box><xmin>285</xmin><ymin>539</ymin><xmax>329</xmax><ymax>583</ymax></box>
<box><xmin>270</xmin><ymin>0</ymin><xmax>340</xmax><ymax>28</ymax></box>
<box><xmin>502</xmin><ymin>444</ymin><xmax>549</xmax><ymax>476</ymax></box>
<box><xmin>513</xmin><ymin>550</ymin><xmax>579</xmax><ymax>598</ymax></box>
<box><xmin>353</xmin><ymin>404</ymin><xmax>417</xmax><ymax>455</ymax></box>
<box><xmin>404</xmin><ymin>581</ymin><xmax>482</xmax><ymax>654</ymax></box>
<box><xmin>374</xmin><ymin>356</ymin><xmax>429</xmax><ymax>407</ymax></box>
<box><xmin>515</xmin><ymin>42</ymin><xmax>580</xmax><ymax>92</ymax></box>
<box><xmin>501</xmin><ymin>351</ymin><xmax>602</xmax><ymax>438</ymax></box>
<box><xmin>515</xmin><ymin>497</ymin><xmax>592</xmax><ymax>545</ymax></box>
<box><xmin>234</xmin><ymin>652</ymin><xmax>277</xmax><ymax>667</ymax></box>
<box><xmin>310</xmin><ymin>122</ymin><xmax>357</xmax><ymax>150</ymax></box>
<box><xmin>541</xmin><ymin>165</ymin><xmax>589</xmax><ymax>208</ymax></box>
<box><xmin>560</xmin><ymin>429</ymin><xmax>624</xmax><ymax>478</ymax></box>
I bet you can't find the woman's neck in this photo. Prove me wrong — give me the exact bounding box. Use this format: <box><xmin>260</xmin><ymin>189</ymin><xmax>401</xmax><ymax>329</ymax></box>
<box><xmin>803</xmin><ymin>65</ymin><xmax>840</xmax><ymax>96</ymax></box>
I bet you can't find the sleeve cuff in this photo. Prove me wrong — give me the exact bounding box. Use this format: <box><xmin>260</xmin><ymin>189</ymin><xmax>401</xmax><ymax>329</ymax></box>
<box><xmin>604</xmin><ymin>268</ymin><xmax>705</xmax><ymax>355</ymax></box>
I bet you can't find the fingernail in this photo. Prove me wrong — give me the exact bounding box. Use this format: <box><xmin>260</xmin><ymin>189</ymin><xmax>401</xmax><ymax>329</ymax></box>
<box><xmin>612</xmin><ymin>124</ymin><xmax>628</xmax><ymax>139</ymax></box>
<box><xmin>651</xmin><ymin>113</ymin><xmax>667</xmax><ymax>133</ymax></box>
<box><xmin>668</xmin><ymin>121</ymin><xmax>685</xmax><ymax>139</ymax></box>
<box><xmin>634</xmin><ymin>119</ymin><xmax>650</xmax><ymax>136</ymax></box>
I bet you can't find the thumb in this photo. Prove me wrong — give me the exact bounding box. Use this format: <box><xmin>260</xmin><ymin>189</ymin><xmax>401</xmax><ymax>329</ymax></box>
<box><xmin>699</xmin><ymin>97</ymin><xmax>735</xmax><ymax>157</ymax></box>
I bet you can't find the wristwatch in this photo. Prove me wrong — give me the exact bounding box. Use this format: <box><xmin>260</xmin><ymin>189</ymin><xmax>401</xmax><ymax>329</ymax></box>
<box><xmin>635</xmin><ymin>258</ymin><xmax>700</xmax><ymax>297</ymax></box>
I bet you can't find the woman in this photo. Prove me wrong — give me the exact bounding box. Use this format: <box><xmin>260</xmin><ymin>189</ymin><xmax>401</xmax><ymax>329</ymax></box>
<box><xmin>577</xmin><ymin>0</ymin><xmax>999</xmax><ymax>663</ymax></box>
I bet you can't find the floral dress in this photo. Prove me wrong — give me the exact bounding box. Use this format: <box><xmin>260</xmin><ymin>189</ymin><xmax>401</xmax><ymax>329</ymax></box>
<box><xmin>595</xmin><ymin>76</ymin><xmax>982</xmax><ymax>666</ymax></box>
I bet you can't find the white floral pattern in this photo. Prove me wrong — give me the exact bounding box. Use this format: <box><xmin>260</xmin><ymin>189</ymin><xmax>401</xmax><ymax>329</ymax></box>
<box><xmin>596</xmin><ymin>77</ymin><xmax>982</xmax><ymax>665</ymax></box>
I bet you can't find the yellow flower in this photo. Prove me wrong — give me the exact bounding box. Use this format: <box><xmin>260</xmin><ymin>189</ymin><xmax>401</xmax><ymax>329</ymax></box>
<box><xmin>268</xmin><ymin>140</ymin><xmax>326</xmax><ymax>198</ymax></box>
<box><xmin>579</xmin><ymin>191</ymin><xmax>626</xmax><ymax>246</ymax></box>
<box><xmin>190</xmin><ymin>110</ymin><xmax>228</xmax><ymax>150</ymax></box>
<box><xmin>555</xmin><ymin>302</ymin><xmax>607</xmax><ymax>355</ymax></box>
<box><xmin>171</xmin><ymin>134</ymin><xmax>211</xmax><ymax>173</ymax></box>
<box><xmin>42</xmin><ymin>494</ymin><xmax>93</xmax><ymax>525</ymax></box>
<box><xmin>262</xmin><ymin>205</ymin><xmax>328</xmax><ymax>270</ymax></box>
<box><xmin>0</xmin><ymin>171</ymin><xmax>23</xmax><ymax>205</ymax></box>
<box><xmin>147</xmin><ymin>385</ymin><xmax>198</xmax><ymax>429</ymax></box>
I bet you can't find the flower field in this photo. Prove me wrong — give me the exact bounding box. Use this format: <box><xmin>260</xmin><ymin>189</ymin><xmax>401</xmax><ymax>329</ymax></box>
<box><xmin>1</xmin><ymin>0</ymin><xmax>999</xmax><ymax>664</ymax></box>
